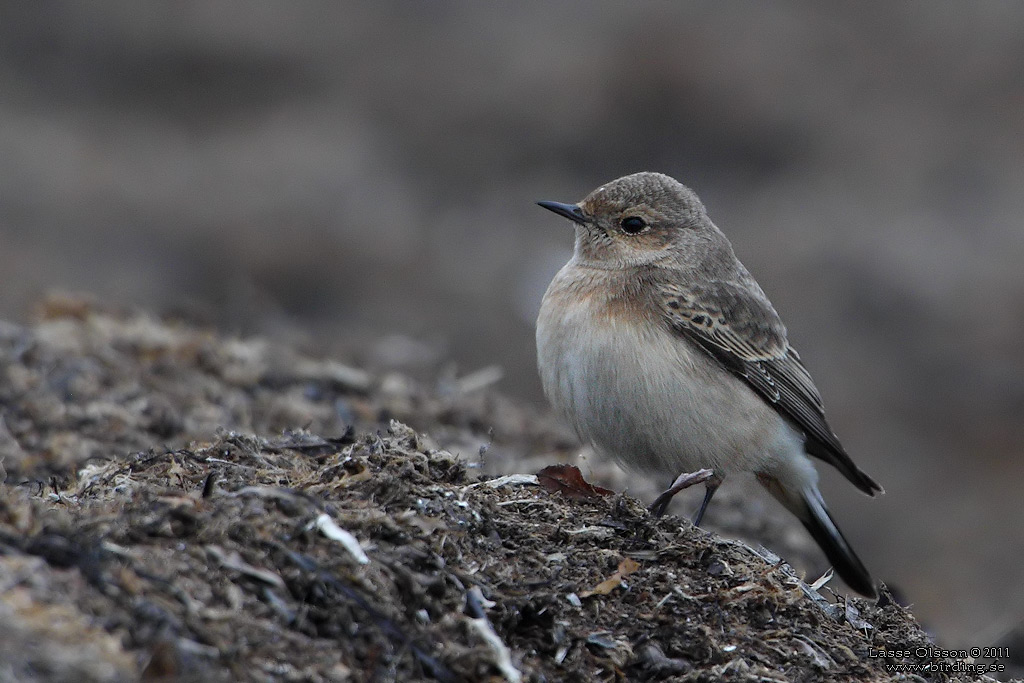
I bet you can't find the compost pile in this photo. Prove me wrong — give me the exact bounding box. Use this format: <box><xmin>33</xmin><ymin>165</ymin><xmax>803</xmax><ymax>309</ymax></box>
<box><xmin>0</xmin><ymin>297</ymin><xmax>992</xmax><ymax>682</ymax></box>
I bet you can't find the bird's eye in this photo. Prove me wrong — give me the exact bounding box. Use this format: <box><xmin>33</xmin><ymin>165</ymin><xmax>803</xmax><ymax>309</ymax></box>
<box><xmin>620</xmin><ymin>216</ymin><xmax>647</xmax><ymax>234</ymax></box>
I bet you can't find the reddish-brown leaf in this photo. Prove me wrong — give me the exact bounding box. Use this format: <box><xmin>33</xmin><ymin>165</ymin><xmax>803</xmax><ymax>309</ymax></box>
<box><xmin>536</xmin><ymin>464</ymin><xmax>613</xmax><ymax>500</ymax></box>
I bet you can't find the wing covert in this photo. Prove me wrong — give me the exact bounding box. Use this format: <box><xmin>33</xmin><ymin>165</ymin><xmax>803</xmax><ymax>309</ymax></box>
<box><xmin>658</xmin><ymin>281</ymin><xmax>880</xmax><ymax>495</ymax></box>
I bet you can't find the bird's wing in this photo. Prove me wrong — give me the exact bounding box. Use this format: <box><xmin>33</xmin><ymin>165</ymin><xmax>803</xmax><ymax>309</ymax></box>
<box><xmin>658</xmin><ymin>280</ymin><xmax>880</xmax><ymax>495</ymax></box>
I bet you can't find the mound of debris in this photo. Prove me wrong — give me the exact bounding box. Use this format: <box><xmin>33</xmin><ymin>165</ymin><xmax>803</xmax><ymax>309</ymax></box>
<box><xmin>0</xmin><ymin>298</ymin><xmax>997</xmax><ymax>681</ymax></box>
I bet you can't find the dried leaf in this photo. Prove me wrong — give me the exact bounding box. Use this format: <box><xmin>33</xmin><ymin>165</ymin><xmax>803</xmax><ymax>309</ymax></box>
<box><xmin>469</xmin><ymin>473</ymin><xmax>539</xmax><ymax>489</ymax></box>
<box><xmin>580</xmin><ymin>558</ymin><xmax>640</xmax><ymax>597</ymax></box>
<box><xmin>617</xmin><ymin>558</ymin><xmax>640</xmax><ymax>575</ymax></box>
<box><xmin>536</xmin><ymin>465</ymin><xmax>613</xmax><ymax>500</ymax></box>
<box><xmin>809</xmin><ymin>567</ymin><xmax>834</xmax><ymax>591</ymax></box>
<box><xmin>844</xmin><ymin>600</ymin><xmax>873</xmax><ymax>631</ymax></box>
<box><xmin>205</xmin><ymin>545</ymin><xmax>285</xmax><ymax>589</ymax></box>
<box><xmin>315</xmin><ymin>514</ymin><xmax>371</xmax><ymax>565</ymax></box>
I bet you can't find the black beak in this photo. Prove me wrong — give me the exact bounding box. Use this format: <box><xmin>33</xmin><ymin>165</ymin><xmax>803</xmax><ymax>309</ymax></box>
<box><xmin>536</xmin><ymin>200</ymin><xmax>588</xmax><ymax>226</ymax></box>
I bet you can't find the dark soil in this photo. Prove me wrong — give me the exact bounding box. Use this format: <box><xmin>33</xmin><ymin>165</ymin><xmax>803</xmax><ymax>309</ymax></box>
<box><xmin>0</xmin><ymin>296</ymin><xmax>1004</xmax><ymax>682</ymax></box>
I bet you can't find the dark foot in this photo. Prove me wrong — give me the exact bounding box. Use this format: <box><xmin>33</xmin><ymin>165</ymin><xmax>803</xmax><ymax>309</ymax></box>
<box><xmin>691</xmin><ymin>479</ymin><xmax>721</xmax><ymax>527</ymax></box>
<box><xmin>649</xmin><ymin>469</ymin><xmax>715</xmax><ymax>518</ymax></box>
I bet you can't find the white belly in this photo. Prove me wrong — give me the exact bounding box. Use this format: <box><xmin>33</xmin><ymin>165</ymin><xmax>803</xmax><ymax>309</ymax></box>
<box><xmin>537</xmin><ymin>281</ymin><xmax>802</xmax><ymax>482</ymax></box>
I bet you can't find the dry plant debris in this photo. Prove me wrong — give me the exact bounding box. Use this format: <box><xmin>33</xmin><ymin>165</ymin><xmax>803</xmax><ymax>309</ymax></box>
<box><xmin>0</xmin><ymin>298</ymin><xmax>1002</xmax><ymax>681</ymax></box>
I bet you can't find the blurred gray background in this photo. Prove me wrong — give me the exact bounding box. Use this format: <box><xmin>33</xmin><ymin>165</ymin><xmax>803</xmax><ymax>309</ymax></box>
<box><xmin>2</xmin><ymin>1</ymin><xmax>1023</xmax><ymax>649</ymax></box>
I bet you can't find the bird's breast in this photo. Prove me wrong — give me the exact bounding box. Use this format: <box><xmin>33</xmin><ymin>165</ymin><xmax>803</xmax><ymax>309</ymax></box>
<box><xmin>536</xmin><ymin>265</ymin><xmax>789</xmax><ymax>478</ymax></box>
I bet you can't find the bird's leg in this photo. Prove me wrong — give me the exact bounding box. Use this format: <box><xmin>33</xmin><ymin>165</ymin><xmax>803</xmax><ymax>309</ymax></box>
<box><xmin>691</xmin><ymin>475</ymin><xmax>722</xmax><ymax>527</ymax></box>
<box><xmin>649</xmin><ymin>468</ymin><xmax>715</xmax><ymax>519</ymax></box>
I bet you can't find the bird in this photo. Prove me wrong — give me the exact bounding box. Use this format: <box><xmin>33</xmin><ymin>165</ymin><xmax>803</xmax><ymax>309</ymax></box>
<box><xmin>535</xmin><ymin>172</ymin><xmax>882</xmax><ymax>597</ymax></box>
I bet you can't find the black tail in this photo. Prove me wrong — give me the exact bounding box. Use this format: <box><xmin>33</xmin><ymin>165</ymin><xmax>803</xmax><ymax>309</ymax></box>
<box><xmin>799</xmin><ymin>492</ymin><xmax>877</xmax><ymax>598</ymax></box>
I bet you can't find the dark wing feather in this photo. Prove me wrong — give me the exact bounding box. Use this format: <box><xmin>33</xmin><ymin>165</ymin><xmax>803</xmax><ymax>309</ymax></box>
<box><xmin>659</xmin><ymin>281</ymin><xmax>881</xmax><ymax>495</ymax></box>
